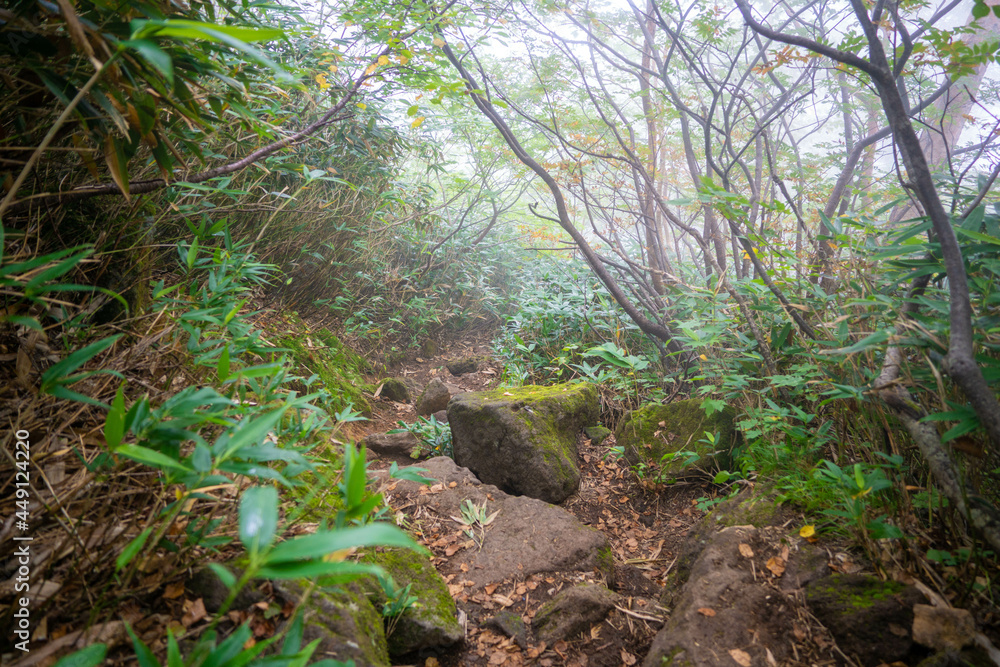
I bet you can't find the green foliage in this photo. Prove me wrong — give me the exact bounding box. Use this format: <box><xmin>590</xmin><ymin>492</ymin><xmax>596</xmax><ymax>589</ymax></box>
<box><xmin>389</xmin><ymin>414</ymin><xmax>453</xmax><ymax>459</ymax></box>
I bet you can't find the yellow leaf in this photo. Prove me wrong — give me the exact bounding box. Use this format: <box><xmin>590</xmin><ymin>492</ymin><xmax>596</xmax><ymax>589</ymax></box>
<box><xmin>365</xmin><ymin>63</ymin><xmax>377</xmax><ymax>76</ymax></box>
<box><xmin>799</xmin><ymin>525</ymin><xmax>815</xmax><ymax>538</ymax></box>
<box><xmin>411</xmin><ymin>116</ymin><xmax>425</xmax><ymax>129</ymax></box>
<box><xmin>377</xmin><ymin>54</ymin><xmax>389</xmax><ymax>66</ymax></box>
<box><xmin>328</xmin><ymin>65</ymin><xmax>338</xmax><ymax>73</ymax></box>
<box><xmin>315</xmin><ymin>73</ymin><xmax>330</xmax><ymax>91</ymax></box>
<box><xmin>433</xmin><ymin>37</ymin><xmax>446</xmax><ymax>47</ymax></box>
<box><xmin>398</xmin><ymin>55</ymin><xmax>410</xmax><ymax>65</ymax></box>
<box><xmin>699</xmin><ymin>354</ymin><xmax>707</xmax><ymax>361</ymax></box>
<box><xmin>356</xmin><ymin>102</ymin><xmax>367</xmax><ymax>110</ymax></box>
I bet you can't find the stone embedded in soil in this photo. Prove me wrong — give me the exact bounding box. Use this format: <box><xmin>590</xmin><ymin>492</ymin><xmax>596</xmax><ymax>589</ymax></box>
<box><xmin>448</xmin><ymin>382</ymin><xmax>599</xmax><ymax>503</ymax></box>
<box><xmin>805</xmin><ymin>573</ymin><xmax>925</xmax><ymax>667</ymax></box>
<box><xmin>532</xmin><ymin>583</ymin><xmax>620</xmax><ymax>644</ymax></box>
<box><xmin>912</xmin><ymin>604</ymin><xmax>976</xmax><ymax>651</ymax></box>
<box><xmin>362</xmin><ymin>431</ymin><xmax>421</xmax><ymax>459</ymax></box>
<box><xmin>416</xmin><ymin>377</ymin><xmax>453</xmax><ymax>416</ymax></box>
<box><xmin>274</xmin><ymin>580</ymin><xmax>389</xmax><ymax>667</ymax></box>
<box><xmin>185</xmin><ymin>565</ymin><xmax>263</xmax><ymax>613</ymax></box>
<box><xmin>583</xmin><ymin>425</ymin><xmax>612</xmax><ymax>446</ymax></box>
<box><xmin>379</xmin><ymin>377</ymin><xmax>412</xmax><ymax>403</ymax></box>
<box><xmin>447</xmin><ymin>356</ymin><xmax>480</xmax><ymax>376</ymax></box>
<box><xmin>380</xmin><ymin>456</ymin><xmax>612</xmax><ymax>590</ymax></box>
<box><xmin>643</xmin><ymin>526</ymin><xmax>799</xmax><ymax>667</ymax></box>
<box><xmin>485</xmin><ymin>610</ymin><xmax>527</xmax><ymax>648</ymax></box>
<box><xmin>432</xmin><ymin>409</ymin><xmax>448</xmax><ymax>423</ymax></box>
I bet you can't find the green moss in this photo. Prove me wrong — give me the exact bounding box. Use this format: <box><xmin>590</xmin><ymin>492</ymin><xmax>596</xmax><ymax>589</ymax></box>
<box><xmin>277</xmin><ymin>326</ymin><xmax>372</xmax><ymax>415</ymax></box>
<box><xmin>358</xmin><ymin>548</ymin><xmax>462</xmax><ymax>657</ymax></box>
<box><xmin>808</xmin><ymin>575</ymin><xmax>906</xmax><ymax>610</ymax></box>
<box><xmin>615</xmin><ymin>399</ymin><xmax>737</xmax><ymax>477</ymax></box>
<box><xmin>584</xmin><ymin>425</ymin><xmax>611</xmax><ymax>446</ymax></box>
<box><xmin>658</xmin><ymin>647</ymin><xmax>694</xmax><ymax>666</ymax></box>
<box><xmin>595</xmin><ymin>545</ymin><xmax>614</xmax><ymax>578</ymax></box>
<box><xmin>291</xmin><ymin>581</ymin><xmax>390</xmax><ymax>667</ymax></box>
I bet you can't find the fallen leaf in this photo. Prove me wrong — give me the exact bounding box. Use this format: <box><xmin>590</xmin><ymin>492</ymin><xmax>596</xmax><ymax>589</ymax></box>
<box><xmin>181</xmin><ymin>598</ymin><xmax>207</xmax><ymax>627</ymax></box>
<box><xmin>425</xmin><ymin>658</ymin><xmax>441</xmax><ymax>667</ymax></box>
<box><xmin>494</xmin><ymin>594</ymin><xmax>515</xmax><ymax>607</ymax></box>
<box><xmin>738</xmin><ymin>543</ymin><xmax>754</xmax><ymax>558</ymax></box>
<box><xmin>729</xmin><ymin>648</ymin><xmax>752</xmax><ymax>666</ymax></box>
<box><xmin>766</xmin><ymin>556</ymin><xmax>786</xmax><ymax>577</ymax></box>
<box><xmin>162</xmin><ymin>582</ymin><xmax>185</xmax><ymax>599</ymax></box>
<box><xmin>621</xmin><ymin>649</ymin><xmax>637</xmax><ymax>665</ymax></box>
<box><xmin>489</xmin><ymin>651</ymin><xmax>508</xmax><ymax>665</ymax></box>
<box><xmin>697</xmin><ymin>607</ymin><xmax>716</xmax><ymax>617</ymax></box>
<box><xmin>799</xmin><ymin>525</ymin><xmax>815</xmax><ymax>538</ymax></box>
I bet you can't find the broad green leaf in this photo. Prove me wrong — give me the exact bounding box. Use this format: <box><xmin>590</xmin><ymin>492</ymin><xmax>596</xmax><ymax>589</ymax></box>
<box><xmin>263</xmin><ymin>524</ymin><xmax>423</xmax><ymax>565</ymax></box>
<box><xmin>105</xmin><ymin>384</ymin><xmax>127</xmax><ymax>449</ymax></box>
<box><xmin>239</xmin><ymin>486</ymin><xmax>278</xmax><ymax>554</ymax></box>
<box><xmin>121</xmin><ymin>39</ymin><xmax>174</xmax><ymax>85</ymax></box>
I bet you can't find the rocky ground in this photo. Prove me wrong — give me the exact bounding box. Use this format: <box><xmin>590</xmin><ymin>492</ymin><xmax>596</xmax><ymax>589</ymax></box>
<box><xmin>341</xmin><ymin>341</ymin><xmax>1000</xmax><ymax>667</ymax></box>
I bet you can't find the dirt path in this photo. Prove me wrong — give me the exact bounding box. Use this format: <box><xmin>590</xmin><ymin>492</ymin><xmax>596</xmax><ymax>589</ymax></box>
<box><xmin>357</xmin><ymin>339</ymin><xmax>715</xmax><ymax>666</ymax></box>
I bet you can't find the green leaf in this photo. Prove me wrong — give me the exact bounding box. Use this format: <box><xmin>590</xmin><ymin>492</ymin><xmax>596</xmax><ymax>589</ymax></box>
<box><xmin>972</xmin><ymin>0</ymin><xmax>989</xmax><ymax>18</ymax></box>
<box><xmin>105</xmin><ymin>384</ymin><xmax>127</xmax><ymax>449</ymax></box>
<box><xmin>208</xmin><ymin>563</ymin><xmax>237</xmax><ymax>589</ymax></box>
<box><xmin>215</xmin><ymin>406</ymin><xmax>286</xmax><ymax>459</ymax></box>
<box><xmin>217</xmin><ymin>344</ymin><xmax>231</xmax><ymax>382</ymax></box>
<box><xmin>121</xmin><ymin>39</ymin><xmax>174</xmax><ymax>85</ymax></box>
<box><xmin>117</xmin><ymin>527</ymin><xmax>153</xmax><ymax>571</ymax></box>
<box><xmin>239</xmin><ymin>486</ymin><xmax>278</xmax><ymax>554</ymax></box>
<box><xmin>200</xmin><ymin>623</ymin><xmax>252</xmax><ymax>667</ymax></box>
<box><xmin>53</xmin><ymin>645</ymin><xmax>107</xmax><ymax>667</ymax></box>
<box><xmin>126</xmin><ymin>624</ymin><xmax>161</xmax><ymax>667</ymax></box>
<box><xmin>40</xmin><ymin>335</ymin><xmax>122</xmax><ymax>394</ymax></box>
<box><xmin>166</xmin><ymin>631</ymin><xmax>182</xmax><ymax>667</ymax></box>
<box><xmin>116</xmin><ymin>444</ymin><xmax>192</xmax><ymax>472</ymax></box>
<box><xmin>263</xmin><ymin>524</ymin><xmax>424</xmax><ymax>566</ymax></box>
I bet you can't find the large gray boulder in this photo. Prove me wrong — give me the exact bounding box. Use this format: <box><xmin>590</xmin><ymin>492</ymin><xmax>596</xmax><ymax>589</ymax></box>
<box><xmin>380</xmin><ymin>457</ymin><xmax>612</xmax><ymax>590</ymax></box>
<box><xmin>643</xmin><ymin>526</ymin><xmax>795</xmax><ymax>667</ymax></box>
<box><xmin>447</xmin><ymin>382</ymin><xmax>599</xmax><ymax>503</ymax></box>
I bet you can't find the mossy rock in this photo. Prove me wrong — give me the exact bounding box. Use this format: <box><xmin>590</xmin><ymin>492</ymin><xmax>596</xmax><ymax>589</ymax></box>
<box><xmin>615</xmin><ymin>399</ymin><xmax>737</xmax><ymax>479</ymax></box>
<box><xmin>359</xmin><ymin>548</ymin><xmax>463</xmax><ymax>657</ymax></box>
<box><xmin>584</xmin><ymin>425</ymin><xmax>612</xmax><ymax>446</ymax></box>
<box><xmin>446</xmin><ymin>356</ymin><xmax>482</xmax><ymax>376</ymax></box>
<box><xmin>448</xmin><ymin>382</ymin><xmax>599</xmax><ymax>503</ymax></box>
<box><xmin>805</xmin><ymin>574</ymin><xmax>924</xmax><ymax>666</ymax></box>
<box><xmin>277</xmin><ymin>580</ymin><xmax>389</xmax><ymax>667</ymax></box>
<box><xmin>278</xmin><ymin>327</ymin><xmax>372</xmax><ymax>415</ymax></box>
<box><xmin>379</xmin><ymin>377</ymin><xmax>411</xmax><ymax>403</ymax></box>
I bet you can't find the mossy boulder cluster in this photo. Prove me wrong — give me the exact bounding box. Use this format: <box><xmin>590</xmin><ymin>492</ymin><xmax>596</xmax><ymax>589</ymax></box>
<box><xmin>616</xmin><ymin>399</ymin><xmax>737</xmax><ymax>480</ymax></box>
<box><xmin>447</xmin><ymin>382</ymin><xmax>600</xmax><ymax>503</ymax></box>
